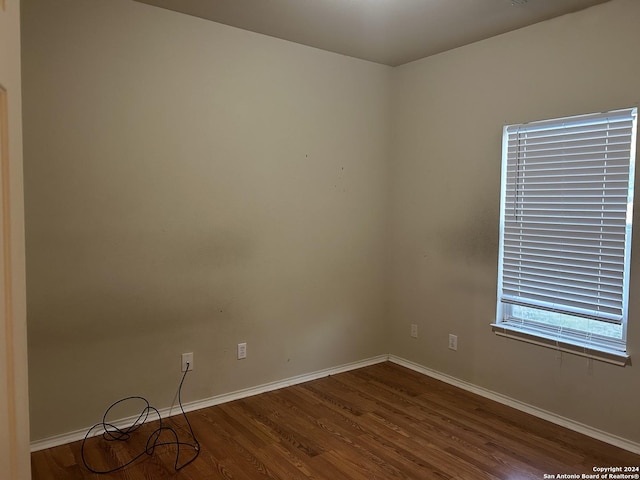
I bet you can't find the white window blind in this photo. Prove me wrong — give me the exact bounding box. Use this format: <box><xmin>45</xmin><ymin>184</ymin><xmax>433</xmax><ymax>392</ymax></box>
<box><xmin>495</xmin><ymin>108</ymin><xmax>637</xmax><ymax>360</ymax></box>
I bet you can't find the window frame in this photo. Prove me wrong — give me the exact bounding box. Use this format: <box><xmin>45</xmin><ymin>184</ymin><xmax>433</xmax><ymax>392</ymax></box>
<box><xmin>493</xmin><ymin>108</ymin><xmax>638</xmax><ymax>366</ymax></box>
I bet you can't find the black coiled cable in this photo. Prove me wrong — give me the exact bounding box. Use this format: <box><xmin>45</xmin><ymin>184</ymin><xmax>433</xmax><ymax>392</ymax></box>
<box><xmin>81</xmin><ymin>365</ymin><xmax>200</xmax><ymax>474</ymax></box>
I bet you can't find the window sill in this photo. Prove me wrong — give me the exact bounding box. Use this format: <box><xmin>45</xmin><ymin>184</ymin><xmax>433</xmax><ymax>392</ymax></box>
<box><xmin>490</xmin><ymin>323</ymin><xmax>630</xmax><ymax>367</ymax></box>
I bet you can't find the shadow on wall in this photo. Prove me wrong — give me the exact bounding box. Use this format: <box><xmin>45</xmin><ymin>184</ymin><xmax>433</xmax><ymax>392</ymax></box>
<box><xmin>26</xmin><ymin>227</ymin><xmax>255</xmax><ymax>347</ymax></box>
<box><xmin>435</xmin><ymin>199</ymin><xmax>499</xmax><ymax>267</ymax></box>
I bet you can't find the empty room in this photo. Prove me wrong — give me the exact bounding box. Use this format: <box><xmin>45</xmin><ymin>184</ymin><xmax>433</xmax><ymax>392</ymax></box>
<box><xmin>2</xmin><ymin>0</ymin><xmax>640</xmax><ymax>478</ymax></box>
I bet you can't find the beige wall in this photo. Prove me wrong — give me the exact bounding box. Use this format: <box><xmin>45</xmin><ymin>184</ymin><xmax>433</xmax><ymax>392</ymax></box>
<box><xmin>0</xmin><ymin>0</ymin><xmax>30</xmax><ymax>478</ymax></box>
<box><xmin>22</xmin><ymin>0</ymin><xmax>640</xmax><ymax>448</ymax></box>
<box><xmin>22</xmin><ymin>0</ymin><xmax>391</xmax><ymax>441</ymax></box>
<box><xmin>389</xmin><ymin>0</ymin><xmax>640</xmax><ymax>442</ymax></box>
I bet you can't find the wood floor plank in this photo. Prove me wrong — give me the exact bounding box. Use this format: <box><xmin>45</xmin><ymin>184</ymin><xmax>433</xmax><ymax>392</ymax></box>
<box><xmin>32</xmin><ymin>362</ymin><xmax>640</xmax><ymax>479</ymax></box>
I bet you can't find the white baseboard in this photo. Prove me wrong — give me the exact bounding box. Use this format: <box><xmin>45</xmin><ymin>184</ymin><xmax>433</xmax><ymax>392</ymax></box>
<box><xmin>31</xmin><ymin>353</ymin><xmax>640</xmax><ymax>456</ymax></box>
<box><xmin>388</xmin><ymin>355</ymin><xmax>640</xmax><ymax>455</ymax></box>
<box><xmin>30</xmin><ymin>354</ymin><xmax>389</xmax><ymax>452</ymax></box>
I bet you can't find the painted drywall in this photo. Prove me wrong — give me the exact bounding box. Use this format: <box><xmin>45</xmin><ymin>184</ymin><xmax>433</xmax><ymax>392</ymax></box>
<box><xmin>23</xmin><ymin>0</ymin><xmax>640</xmax><ymax>449</ymax></box>
<box><xmin>0</xmin><ymin>0</ymin><xmax>30</xmax><ymax>478</ymax></box>
<box><xmin>389</xmin><ymin>0</ymin><xmax>640</xmax><ymax>442</ymax></box>
<box><xmin>22</xmin><ymin>0</ymin><xmax>391</xmax><ymax>440</ymax></box>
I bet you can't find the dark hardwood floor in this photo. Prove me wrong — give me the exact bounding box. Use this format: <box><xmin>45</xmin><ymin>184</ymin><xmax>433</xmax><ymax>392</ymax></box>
<box><xmin>31</xmin><ymin>361</ymin><xmax>640</xmax><ymax>479</ymax></box>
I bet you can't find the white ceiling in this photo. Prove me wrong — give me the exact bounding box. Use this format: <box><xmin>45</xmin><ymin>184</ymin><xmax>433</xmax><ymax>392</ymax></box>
<box><xmin>134</xmin><ymin>0</ymin><xmax>611</xmax><ymax>66</ymax></box>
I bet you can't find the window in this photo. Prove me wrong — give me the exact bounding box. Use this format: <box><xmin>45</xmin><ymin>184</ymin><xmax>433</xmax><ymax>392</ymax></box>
<box><xmin>494</xmin><ymin>108</ymin><xmax>638</xmax><ymax>366</ymax></box>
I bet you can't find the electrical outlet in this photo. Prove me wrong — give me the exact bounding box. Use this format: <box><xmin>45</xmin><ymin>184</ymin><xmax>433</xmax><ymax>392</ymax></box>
<box><xmin>410</xmin><ymin>324</ymin><xmax>418</xmax><ymax>338</ymax></box>
<box><xmin>448</xmin><ymin>334</ymin><xmax>458</xmax><ymax>351</ymax></box>
<box><xmin>237</xmin><ymin>342</ymin><xmax>247</xmax><ymax>360</ymax></box>
<box><xmin>181</xmin><ymin>352</ymin><xmax>194</xmax><ymax>372</ymax></box>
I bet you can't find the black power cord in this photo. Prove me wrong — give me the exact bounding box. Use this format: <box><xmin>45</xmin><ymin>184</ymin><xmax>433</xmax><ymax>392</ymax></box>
<box><xmin>81</xmin><ymin>363</ymin><xmax>200</xmax><ymax>474</ymax></box>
